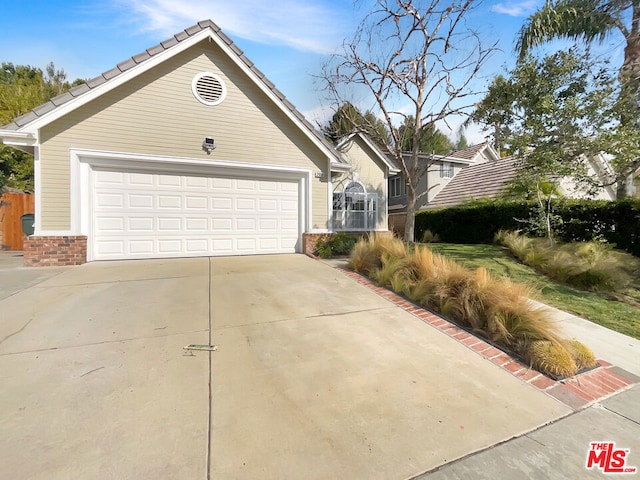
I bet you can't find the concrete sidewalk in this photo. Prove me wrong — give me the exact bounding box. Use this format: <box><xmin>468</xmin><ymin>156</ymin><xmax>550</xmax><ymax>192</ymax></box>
<box><xmin>418</xmin><ymin>385</ymin><xmax>640</xmax><ymax>479</ymax></box>
<box><xmin>0</xmin><ymin>251</ymin><xmax>67</xmax><ymax>300</ymax></box>
<box><xmin>531</xmin><ymin>299</ymin><xmax>640</xmax><ymax>377</ymax></box>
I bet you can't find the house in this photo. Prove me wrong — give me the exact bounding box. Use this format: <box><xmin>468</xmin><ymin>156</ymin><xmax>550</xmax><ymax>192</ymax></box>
<box><xmin>0</xmin><ymin>20</ymin><xmax>395</xmax><ymax>266</ymax></box>
<box><xmin>428</xmin><ymin>153</ymin><xmax>617</xmax><ymax>210</ymax></box>
<box><xmin>388</xmin><ymin>142</ymin><xmax>501</xmax><ymax>232</ymax></box>
<box><xmin>426</xmin><ymin>156</ymin><xmax>519</xmax><ymax>209</ymax></box>
<box><xmin>333</xmin><ymin>132</ymin><xmax>399</xmax><ymax>231</ymax></box>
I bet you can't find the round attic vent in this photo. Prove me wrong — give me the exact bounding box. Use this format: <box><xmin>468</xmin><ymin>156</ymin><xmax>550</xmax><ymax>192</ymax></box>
<box><xmin>192</xmin><ymin>72</ymin><xmax>227</xmax><ymax>106</ymax></box>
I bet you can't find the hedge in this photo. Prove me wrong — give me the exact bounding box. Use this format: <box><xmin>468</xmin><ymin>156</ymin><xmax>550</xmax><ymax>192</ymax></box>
<box><xmin>415</xmin><ymin>198</ymin><xmax>640</xmax><ymax>257</ymax></box>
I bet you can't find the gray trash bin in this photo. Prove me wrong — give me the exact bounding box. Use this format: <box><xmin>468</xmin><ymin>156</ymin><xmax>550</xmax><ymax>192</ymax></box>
<box><xmin>21</xmin><ymin>213</ymin><xmax>35</xmax><ymax>236</ymax></box>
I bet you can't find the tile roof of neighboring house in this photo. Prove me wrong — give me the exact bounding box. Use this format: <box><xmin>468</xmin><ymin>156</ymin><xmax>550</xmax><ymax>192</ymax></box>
<box><xmin>428</xmin><ymin>156</ymin><xmax>520</xmax><ymax>208</ymax></box>
<box><xmin>446</xmin><ymin>142</ymin><xmax>492</xmax><ymax>161</ymax></box>
<box><xmin>1</xmin><ymin>19</ymin><xmax>350</xmax><ymax>168</ymax></box>
<box><xmin>386</xmin><ymin>142</ymin><xmax>497</xmax><ymax>173</ymax></box>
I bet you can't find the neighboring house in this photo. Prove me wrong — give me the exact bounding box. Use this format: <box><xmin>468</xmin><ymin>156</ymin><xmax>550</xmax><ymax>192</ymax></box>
<box><xmin>0</xmin><ymin>20</ymin><xmax>393</xmax><ymax>266</ymax></box>
<box><xmin>555</xmin><ymin>153</ymin><xmax>618</xmax><ymax>201</ymax></box>
<box><xmin>427</xmin><ymin>156</ymin><xmax>519</xmax><ymax>209</ymax></box>
<box><xmin>388</xmin><ymin>142</ymin><xmax>501</xmax><ymax>231</ymax></box>
<box><xmin>428</xmin><ymin>153</ymin><xmax>617</xmax><ymax>210</ymax></box>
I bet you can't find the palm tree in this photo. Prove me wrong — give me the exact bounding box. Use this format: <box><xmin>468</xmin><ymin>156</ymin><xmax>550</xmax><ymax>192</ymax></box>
<box><xmin>516</xmin><ymin>0</ymin><xmax>640</xmax><ymax>198</ymax></box>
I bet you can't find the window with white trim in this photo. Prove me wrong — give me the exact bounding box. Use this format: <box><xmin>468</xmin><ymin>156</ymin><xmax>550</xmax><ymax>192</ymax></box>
<box><xmin>333</xmin><ymin>181</ymin><xmax>378</xmax><ymax>230</ymax></box>
<box><xmin>440</xmin><ymin>162</ymin><xmax>454</xmax><ymax>178</ymax></box>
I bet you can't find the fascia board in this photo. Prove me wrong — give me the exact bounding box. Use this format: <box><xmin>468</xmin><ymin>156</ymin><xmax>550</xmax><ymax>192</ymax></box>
<box><xmin>0</xmin><ymin>131</ymin><xmax>37</xmax><ymax>146</ymax></box>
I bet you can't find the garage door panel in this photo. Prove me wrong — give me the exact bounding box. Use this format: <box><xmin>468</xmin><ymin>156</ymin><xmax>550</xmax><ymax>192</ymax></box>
<box><xmin>259</xmin><ymin>199</ymin><xmax>278</xmax><ymax>211</ymax></box>
<box><xmin>212</xmin><ymin>218</ymin><xmax>233</xmax><ymax>231</ymax></box>
<box><xmin>93</xmin><ymin>169</ymin><xmax>300</xmax><ymax>260</ymax></box>
<box><xmin>185</xmin><ymin>218</ymin><xmax>208</xmax><ymax>231</ymax></box>
<box><xmin>95</xmin><ymin>171</ymin><xmax>124</xmax><ymax>185</ymax></box>
<box><xmin>212</xmin><ymin>197</ymin><xmax>232</xmax><ymax>210</ymax></box>
<box><xmin>96</xmin><ymin>217</ymin><xmax>124</xmax><ymax>232</ymax></box>
<box><xmin>186</xmin><ymin>238</ymin><xmax>209</xmax><ymax>252</ymax></box>
<box><xmin>128</xmin><ymin>217</ymin><xmax>153</xmax><ymax>231</ymax></box>
<box><xmin>158</xmin><ymin>174</ymin><xmax>180</xmax><ymax>187</ymax></box>
<box><xmin>129</xmin><ymin>194</ymin><xmax>154</xmax><ymax>208</ymax></box>
<box><xmin>96</xmin><ymin>192</ymin><xmax>124</xmax><ymax>208</ymax></box>
<box><xmin>236</xmin><ymin>198</ymin><xmax>256</xmax><ymax>210</ymax></box>
<box><xmin>185</xmin><ymin>196</ymin><xmax>208</xmax><ymax>209</ymax></box>
<box><xmin>129</xmin><ymin>240</ymin><xmax>154</xmax><ymax>254</ymax></box>
<box><xmin>213</xmin><ymin>178</ymin><xmax>233</xmax><ymax>189</ymax></box>
<box><xmin>129</xmin><ymin>173</ymin><xmax>154</xmax><ymax>186</ymax></box>
<box><xmin>158</xmin><ymin>195</ymin><xmax>181</xmax><ymax>209</ymax></box>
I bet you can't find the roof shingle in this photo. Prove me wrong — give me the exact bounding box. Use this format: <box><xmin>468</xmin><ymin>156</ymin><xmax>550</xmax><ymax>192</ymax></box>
<box><xmin>428</xmin><ymin>157</ymin><xmax>520</xmax><ymax>208</ymax></box>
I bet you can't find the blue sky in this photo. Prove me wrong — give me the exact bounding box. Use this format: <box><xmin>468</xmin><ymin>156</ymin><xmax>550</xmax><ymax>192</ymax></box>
<box><xmin>0</xmin><ymin>0</ymin><xmax>624</xmax><ymax>142</ymax></box>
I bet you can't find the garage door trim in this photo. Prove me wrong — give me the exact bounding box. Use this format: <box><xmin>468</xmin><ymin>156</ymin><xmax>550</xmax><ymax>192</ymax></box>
<box><xmin>70</xmin><ymin>149</ymin><xmax>313</xmax><ymax>261</ymax></box>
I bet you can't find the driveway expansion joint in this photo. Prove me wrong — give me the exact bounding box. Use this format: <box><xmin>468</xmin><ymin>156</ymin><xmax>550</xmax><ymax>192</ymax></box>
<box><xmin>335</xmin><ymin>266</ymin><xmax>638</xmax><ymax>412</ymax></box>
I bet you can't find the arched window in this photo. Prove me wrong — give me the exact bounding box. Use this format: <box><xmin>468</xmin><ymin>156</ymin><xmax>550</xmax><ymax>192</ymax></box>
<box><xmin>332</xmin><ymin>181</ymin><xmax>378</xmax><ymax>231</ymax></box>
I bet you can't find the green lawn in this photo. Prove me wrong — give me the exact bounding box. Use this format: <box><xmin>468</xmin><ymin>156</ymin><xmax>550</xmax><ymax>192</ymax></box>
<box><xmin>422</xmin><ymin>242</ymin><xmax>640</xmax><ymax>340</ymax></box>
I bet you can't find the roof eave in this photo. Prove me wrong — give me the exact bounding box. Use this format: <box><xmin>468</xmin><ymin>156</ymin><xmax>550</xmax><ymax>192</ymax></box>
<box><xmin>340</xmin><ymin>132</ymin><xmax>400</xmax><ymax>173</ymax></box>
<box><xmin>331</xmin><ymin>161</ymin><xmax>352</xmax><ymax>172</ymax></box>
<box><xmin>0</xmin><ymin>130</ymin><xmax>37</xmax><ymax>147</ymax></box>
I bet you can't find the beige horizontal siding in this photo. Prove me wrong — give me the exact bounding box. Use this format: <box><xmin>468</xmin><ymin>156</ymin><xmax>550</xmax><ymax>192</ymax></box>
<box><xmin>39</xmin><ymin>40</ymin><xmax>329</xmax><ymax>230</ymax></box>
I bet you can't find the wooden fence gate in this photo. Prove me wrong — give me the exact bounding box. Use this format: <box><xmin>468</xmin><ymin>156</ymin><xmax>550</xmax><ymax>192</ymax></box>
<box><xmin>0</xmin><ymin>193</ymin><xmax>35</xmax><ymax>250</ymax></box>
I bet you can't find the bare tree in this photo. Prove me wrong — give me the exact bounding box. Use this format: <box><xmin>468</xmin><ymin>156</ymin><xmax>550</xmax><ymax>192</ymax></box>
<box><xmin>320</xmin><ymin>0</ymin><xmax>496</xmax><ymax>241</ymax></box>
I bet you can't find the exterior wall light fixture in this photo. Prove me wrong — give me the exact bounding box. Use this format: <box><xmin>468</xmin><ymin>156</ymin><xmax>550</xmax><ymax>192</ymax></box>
<box><xmin>202</xmin><ymin>137</ymin><xmax>216</xmax><ymax>154</ymax></box>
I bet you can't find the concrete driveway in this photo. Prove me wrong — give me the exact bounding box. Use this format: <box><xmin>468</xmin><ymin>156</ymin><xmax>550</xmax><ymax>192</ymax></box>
<box><xmin>0</xmin><ymin>254</ymin><xmax>571</xmax><ymax>479</ymax></box>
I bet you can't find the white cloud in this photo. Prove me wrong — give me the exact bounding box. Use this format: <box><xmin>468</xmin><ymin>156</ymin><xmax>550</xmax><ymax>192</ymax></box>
<box><xmin>490</xmin><ymin>0</ymin><xmax>540</xmax><ymax>17</ymax></box>
<box><xmin>301</xmin><ymin>104</ymin><xmax>335</xmax><ymax>129</ymax></box>
<box><xmin>112</xmin><ymin>0</ymin><xmax>348</xmax><ymax>54</ymax></box>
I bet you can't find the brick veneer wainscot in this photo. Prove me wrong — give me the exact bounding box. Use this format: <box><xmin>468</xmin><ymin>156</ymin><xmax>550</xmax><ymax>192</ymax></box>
<box><xmin>302</xmin><ymin>233</ymin><xmax>325</xmax><ymax>257</ymax></box>
<box><xmin>302</xmin><ymin>231</ymin><xmax>393</xmax><ymax>257</ymax></box>
<box><xmin>23</xmin><ymin>236</ymin><xmax>87</xmax><ymax>266</ymax></box>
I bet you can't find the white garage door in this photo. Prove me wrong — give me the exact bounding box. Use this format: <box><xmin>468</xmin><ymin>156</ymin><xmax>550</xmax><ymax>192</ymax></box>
<box><xmin>92</xmin><ymin>169</ymin><xmax>300</xmax><ymax>260</ymax></box>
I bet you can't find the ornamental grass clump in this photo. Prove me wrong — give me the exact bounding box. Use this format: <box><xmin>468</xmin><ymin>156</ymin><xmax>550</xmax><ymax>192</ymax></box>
<box><xmin>496</xmin><ymin>231</ymin><xmax>632</xmax><ymax>292</ymax></box>
<box><xmin>348</xmin><ymin>234</ymin><xmax>407</xmax><ymax>275</ymax></box>
<box><xmin>349</xmin><ymin>237</ymin><xmax>597</xmax><ymax>378</ymax></box>
<box><xmin>524</xmin><ymin>340</ymin><xmax>578</xmax><ymax>378</ymax></box>
<box><xmin>565</xmin><ymin>339</ymin><xmax>598</xmax><ymax>370</ymax></box>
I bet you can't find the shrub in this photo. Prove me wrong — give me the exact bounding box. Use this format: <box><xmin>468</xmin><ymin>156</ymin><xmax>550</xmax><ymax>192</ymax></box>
<box><xmin>372</xmin><ymin>254</ymin><xmax>409</xmax><ymax>287</ymax></box>
<box><xmin>499</xmin><ymin>231</ymin><xmax>631</xmax><ymax>292</ymax></box>
<box><xmin>348</xmin><ymin>237</ymin><xmax>597</xmax><ymax>378</ymax></box>
<box><xmin>421</xmin><ymin>229</ymin><xmax>441</xmax><ymax>243</ymax></box>
<box><xmin>565</xmin><ymin>339</ymin><xmax>598</xmax><ymax>370</ymax></box>
<box><xmin>347</xmin><ymin>234</ymin><xmax>407</xmax><ymax>275</ymax></box>
<box><xmin>416</xmin><ymin>198</ymin><xmax>640</xmax><ymax>257</ymax></box>
<box><xmin>499</xmin><ymin>230</ymin><xmax>534</xmax><ymax>261</ymax></box>
<box><xmin>485</xmin><ymin>282</ymin><xmax>561</xmax><ymax>349</ymax></box>
<box><xmin>314</xmin><ymin>232</ymin><xmax>356</xmax><ymax>258</ymax></box>
<box><xmin>525</xmin><ymin>340</ymin><xmax>578</xmax><ymax>378</ymax></box>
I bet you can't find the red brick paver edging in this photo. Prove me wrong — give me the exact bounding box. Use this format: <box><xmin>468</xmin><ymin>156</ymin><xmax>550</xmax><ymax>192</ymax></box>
<box><xmin>338</xmin><ymin>267</ymin><xmax>637</xmax><ymax>411</ymax></box>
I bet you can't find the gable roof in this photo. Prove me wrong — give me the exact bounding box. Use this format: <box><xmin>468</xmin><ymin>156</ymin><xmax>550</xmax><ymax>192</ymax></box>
<box><xmin>386</xmin><ymin>142</ymin><xmax>500</xmax><ymax>174</ymax></box>
<box><xmin>0</xmin><ymin>19</ymin><xmax>343</xmax><ymax>164</ymax></box>
<box><xmin>446</xmin><ymin>142</ymin><xmax>499</xmax><ymax>162</ymax></box>
<box><xmin>335</xmin><ymin>132</ymin><xmax>400</xmax><ymax>173</ymax></box>
<box><xmin>428</xmin><ymin>156</ymin><xmax>520</xmax><ymax>209</ymax></box>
